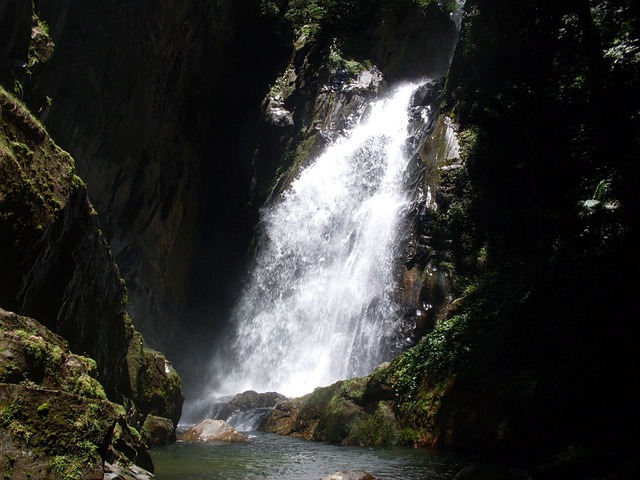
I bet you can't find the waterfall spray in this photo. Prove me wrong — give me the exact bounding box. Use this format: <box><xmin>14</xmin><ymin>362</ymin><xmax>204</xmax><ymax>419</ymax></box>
<box><xmin>214</xmin><ymin>82</ymin><xmax>427</xmax><ymax>398</ymax></box>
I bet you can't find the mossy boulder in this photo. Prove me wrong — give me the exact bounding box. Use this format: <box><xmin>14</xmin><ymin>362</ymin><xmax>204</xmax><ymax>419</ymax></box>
<box><xmin>0</xmin><ymin>384</ymin><xmax>115</xmax><ymax>480</ymax></box>
<box><xmin>0</xmin><ymin>309</ymin><xmax>153</xmax><ymax>479</ymax></box>
<box><xmin>0</xmin><ymin>308</ymin><xmax>106</xmax><ymax>400</ymax></box>
<box><xmin>261</xmin><ymin>373</ymin><xmax>402</xmax><ymax>447</ymax></box>
<box><xmin>125</xmin><ymin>330</ymin><xmax>184</xmax><ymax>432</ymax></box>
<box><xmin>141</xmin><ymin>414</ymin><xmax>175</xmax><ymax>447</ymax></box>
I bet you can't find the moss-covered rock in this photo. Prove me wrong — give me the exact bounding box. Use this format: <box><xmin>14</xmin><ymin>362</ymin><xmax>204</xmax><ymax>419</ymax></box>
<box><xmin>261</xmin><ymin>371</ymin><xmax>403</xmax><ymax>447</ymax></box>
<box><xmin>141</xmin><ymin>415</ymin><xmax>175</xmax><ymax>447</ymax></box>
<box><xmin>0</xmin><ymin>308</ymin><xmax>106</xmax><ymax>400</ymax></box>
<box><xmin>0</xmin><ymin>384</ymin><xmax>115</xmax><ymax>480</ymax></box>
<box><xmin>0</xmin><ymin>310</ymin><xmax>155</xmax><ymax>479</ymax></box>
<box><xmin>124</xmin><ymin>330</ymin><xmax>184</xmax><ymax>432</ymax></box>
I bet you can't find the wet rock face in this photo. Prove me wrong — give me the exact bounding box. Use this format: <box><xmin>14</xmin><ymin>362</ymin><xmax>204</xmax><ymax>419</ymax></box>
<box><xmin>209</xmin><ymin>390</ymin><xmax>287</xmax><ymax>422</ymax></box>
<box><xmin>185</xmin><ymin>390</ymin><xmax>287</xmax><ymax>432</ymax></box>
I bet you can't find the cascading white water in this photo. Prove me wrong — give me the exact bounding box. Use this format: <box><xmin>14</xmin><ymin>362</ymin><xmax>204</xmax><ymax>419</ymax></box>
<box><xmin>216</xmin><ymin>83</ymin><xmax>424</xmax><ymax>398</ymax></box>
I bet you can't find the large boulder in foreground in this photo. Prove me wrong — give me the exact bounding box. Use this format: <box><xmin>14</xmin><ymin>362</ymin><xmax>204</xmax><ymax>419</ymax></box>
<box><xmin>0</xmin><ymin>384</ymin><xmax>116</xmax><ymax>480</ymax></box>
<box><xmin>0</xmin><ymin>309</ymin><xmax>153</xmax><ymax>479</ymax></box>
<box><xmin>180</xmin><ymin>419</ymin><xmax>249</xmax><ymax>443</ymax></box>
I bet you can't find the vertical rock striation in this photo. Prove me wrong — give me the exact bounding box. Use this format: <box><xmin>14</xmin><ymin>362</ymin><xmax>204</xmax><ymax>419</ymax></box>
<box><xmin>23</xmin><ymin>1</ymin><xmax>292</xmax><ymax>382</ymax></box>
<box><xmin>1</xmin><ymin>7</ymin><xmax>184</xmax><ymax>472</ymax></box>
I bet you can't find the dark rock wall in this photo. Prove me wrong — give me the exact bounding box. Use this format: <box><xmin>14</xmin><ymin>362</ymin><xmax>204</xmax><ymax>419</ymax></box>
<box><xmin>23</xmin><ymin>0</ymin><xmax>292</xmax><ymax>394</ymax></box>
<box><xmin>0</xmin><ymin>82</ymin><xmax>183</xmax><ymax>421</ymax></box>
<box><xmin>0</xmin><ymin>1</ymin><xmax>32</xmax><ymax>83</ymax></box>
<box><xmin>1</xmin><ymin>81</ymin><xmax>183</xmax><ymax>477</ymax></box>
<box><xmin>395</xmin><ymin>0</ymin><xmax>638</xmax><ymax>468</ymax></box>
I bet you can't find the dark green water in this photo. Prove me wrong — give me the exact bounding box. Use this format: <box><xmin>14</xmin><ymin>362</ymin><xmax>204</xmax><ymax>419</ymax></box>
<box><xmin>150</xmin><ymin>431</ymin><xmax>466</xmax><ymax>480</ymax></box>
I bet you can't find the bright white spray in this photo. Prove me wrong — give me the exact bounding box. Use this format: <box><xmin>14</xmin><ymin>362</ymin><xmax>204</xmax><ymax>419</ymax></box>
<box><xmin>217</xmin><ymin>83</ymin><xmax>422</xmax><ymax>398</ymax></box>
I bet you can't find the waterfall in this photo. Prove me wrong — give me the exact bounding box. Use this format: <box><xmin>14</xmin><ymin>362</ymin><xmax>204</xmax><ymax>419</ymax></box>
<box><xmin>215</xmin><ymin>83</ymin><xmax>426</xmax><ymax>398</ymax></box>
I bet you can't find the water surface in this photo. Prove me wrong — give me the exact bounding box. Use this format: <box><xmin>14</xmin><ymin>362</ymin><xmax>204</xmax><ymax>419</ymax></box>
<box><xmin>151</xmin><ymin>431</ymin><xmax>465</xmax><ymax>480</ymax></box>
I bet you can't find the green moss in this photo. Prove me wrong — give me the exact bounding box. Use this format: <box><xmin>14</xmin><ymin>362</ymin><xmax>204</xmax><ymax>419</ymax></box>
<box><xmin>0</xmin><ymin>400</ymin><xmax>25</xmax><ymax>426</ymax></box>
<box><xmin>0</xmin><ymin>360</ymin><xmax>20</xmax><ymax>382</ymax></box>
<box><xmin>327</xmin><ymin>39</ymin><xmax>369</xmax><ymax>76</ymax></box>
<box><xmin>347</xmin><ymin>402</ymin><xmax>399</xmax><ymax>447</ymax></box>
<box><xmin>3</xmin><ymin>455</ymin><xmax>15</xmax><ymax>479</ymax></box>
<box><xmin>340</xmin><ymin>377</ymin><xmax>367</xmax><ymax>401</ymax></box>
<box><xmin>64</xmin><ymin>372</ymin><xmax>107</xmax><ymax>400</ymax></box>
<box><xmin>48</xmin><ymin>455</ymin><xmax>85</xmax><ymax>480</ymax></box>
<box><xmin>28</xmin><ymin>15</ymin><xmax>54</xmax><ymax>69</ymax></box>
<box><xmin>398</xmin><ymin>426</ymin><xmax>427</xmax><ymax>445</ymax></box>
<box><xmin>36</xmin><ymin>402</ymin><xmax>51</xmax><ymax>415</ymax></box>
<box><xmin>2</xmin><ymin>455</ymin><xmax>16</xmax><ymax>480</ymax></box>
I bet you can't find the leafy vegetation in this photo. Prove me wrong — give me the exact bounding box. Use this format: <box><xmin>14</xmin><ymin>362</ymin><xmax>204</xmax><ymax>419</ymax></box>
<box><xmin>371</xmin><ymin>1</ymin><xmax>638</xmax><ymax>471</ymax></box>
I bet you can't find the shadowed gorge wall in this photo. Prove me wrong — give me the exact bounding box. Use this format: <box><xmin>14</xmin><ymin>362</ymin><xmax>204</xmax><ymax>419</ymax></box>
<box><xmin>26</xmin><ymin>0</ymin><xmax>292</xmax><ymax>395</ymax></box>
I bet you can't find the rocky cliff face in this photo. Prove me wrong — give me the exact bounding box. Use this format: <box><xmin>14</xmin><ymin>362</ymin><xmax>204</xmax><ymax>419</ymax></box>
<box><xmin>22</xmin><ymin>1</ymin><xmax>292</xmax><ymax>389</ymax></box>
<box><xmin>0</xmin><ymin>83</ymin><xmax>182</xmax><ymax>417</ymax></box>
<box><xmin>1</xmin><ymin>6</ymin><xmax>184</xmax><ymax>475</ymax></box>
<box><xmin>0</xmin><ymin>83</ymin><xmax>182</xmax><ymax>477</ymax></box>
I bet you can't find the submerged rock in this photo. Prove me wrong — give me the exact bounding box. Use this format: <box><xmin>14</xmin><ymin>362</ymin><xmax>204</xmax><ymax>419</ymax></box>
<box><xmin>180</xmin><ymin>419</ymin><xmax>249</xmax><ymax>443</ymax></box>
<box><xmin>322</xmin><ymin>471</ymin><xmax>377</xmax><ymax>480</ymax></box>
<box><xmin>104</xmin><ymin>461</ymin><xmax>156</xmax><ymax>480</ymax></box>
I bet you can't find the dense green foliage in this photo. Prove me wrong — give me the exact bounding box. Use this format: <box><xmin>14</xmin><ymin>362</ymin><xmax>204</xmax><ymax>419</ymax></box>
<box><xmin>381</xmin><ymin>0</ymin><xmax>639</xmax><ymax>469</ymax></box>
<box><xmin>261</xmin><ymin>0</ymin><xmax>457</xmax><ymax>37</ymax></box>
